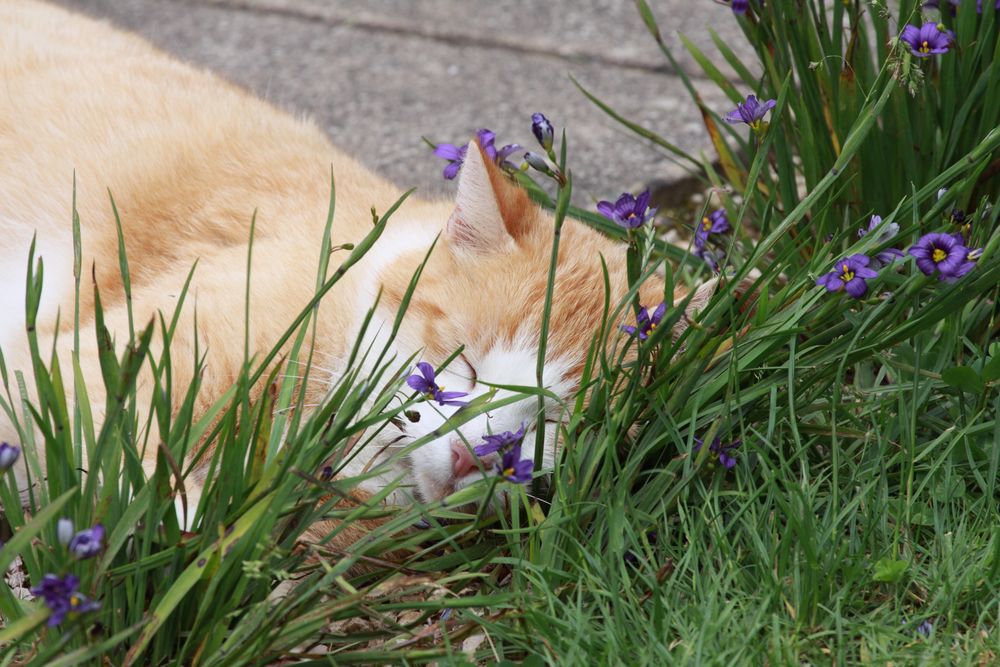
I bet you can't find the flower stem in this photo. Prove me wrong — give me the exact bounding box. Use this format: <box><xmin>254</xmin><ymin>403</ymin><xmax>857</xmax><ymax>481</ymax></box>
<box><xmin>534</xmin><ymin>172</ymin><xmax>573</xmax><ymax>495</ymax></box>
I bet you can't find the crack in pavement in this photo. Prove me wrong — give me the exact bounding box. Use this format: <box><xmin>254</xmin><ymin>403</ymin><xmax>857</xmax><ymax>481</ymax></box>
<box><xmin>199</xmin><ymin>0</ymin><xmax>704</xmax><ymax>79</ymax></box>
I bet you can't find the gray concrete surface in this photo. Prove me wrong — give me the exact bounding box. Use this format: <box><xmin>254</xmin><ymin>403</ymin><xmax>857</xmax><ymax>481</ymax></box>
<box><xmin>50</xmin><ymin>0</ymin><xmax>755</xmax><ymax>203</ymax></box>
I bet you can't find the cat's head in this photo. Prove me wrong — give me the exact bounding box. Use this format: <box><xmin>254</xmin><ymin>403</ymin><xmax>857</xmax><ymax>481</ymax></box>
<box><xmin>377</xmin><ymin>141</ymin><xmax>717</xmax><ymax>502</ymax></box>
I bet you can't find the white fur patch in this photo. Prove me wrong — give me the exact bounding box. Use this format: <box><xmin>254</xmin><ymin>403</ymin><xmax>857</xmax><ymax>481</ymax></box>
<box><xmin>0</xmin><ymin>222</ymin><xmax>74</xmax><ymax>352</ymax></box>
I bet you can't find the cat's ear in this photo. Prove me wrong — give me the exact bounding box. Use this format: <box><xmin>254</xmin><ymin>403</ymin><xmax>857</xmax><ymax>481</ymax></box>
<box><xmin>446</xmin><ymin>141</ymin><xmax>534</xmax><ymax>255</ymax></box>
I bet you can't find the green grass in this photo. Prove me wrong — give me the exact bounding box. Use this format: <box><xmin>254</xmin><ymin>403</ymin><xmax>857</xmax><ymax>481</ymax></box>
<box><xmin>2</xmin><ymin>0</ymin><xmax>1000</xmax><ymax>664</ymax></box>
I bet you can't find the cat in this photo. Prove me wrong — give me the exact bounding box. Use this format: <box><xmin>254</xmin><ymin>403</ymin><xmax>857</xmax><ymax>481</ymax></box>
<box><xmin>0</xmin><ymin>1</ymin><xmax>717</xmax><ymax>520</ymax></box>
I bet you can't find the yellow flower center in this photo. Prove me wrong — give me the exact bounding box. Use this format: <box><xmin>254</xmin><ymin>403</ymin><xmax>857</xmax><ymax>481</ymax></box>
<box><xmin>840</xmin><ymin>263</ymin><xmax>854</xmax><ymax>282</ymax></box>
<box><xmin>932</xmin><ymin>248</ymin><xmax>947</xmax><ymax>263</ymax></box>
<box><xmin>701</xmin><ymin>216</ymin><xmax>713</xmax><ymax>231</ymax></box>
<box><xmin>503</xmin><ymin>467</ymin><xmax>514</xmax><ymax>477</ymax></box>
<box><xmin>920</xmin><ymin>40</ymin><xmax>930</xmax><ymax>53</ymax></box>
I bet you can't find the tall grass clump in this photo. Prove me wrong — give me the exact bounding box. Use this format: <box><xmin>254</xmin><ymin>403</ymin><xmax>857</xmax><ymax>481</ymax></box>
<box><xmin>0</xmin><ymin>0</ymin><xmax>998</xmax><ymax>664</ymax></box>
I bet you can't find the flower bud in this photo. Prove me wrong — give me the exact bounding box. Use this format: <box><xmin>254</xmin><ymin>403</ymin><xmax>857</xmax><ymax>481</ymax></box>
<box><xmin>0</xmin><ymin>443</ymin><xmax>20</xmax><ymax>472</ymax></box>
<box><xmin>524</xmin><ymin>151</ymin><xmax>555</xmax><ymax>176</ymax></box>
<box><xmin>531</xmin><ymin>113</ymin><xmax>554</xmax><ymax>151</ymax></box>
<box><xmin>57</xmin><ymin>518</ymin><xmax>74</xmax><ymax>546</ymax></box>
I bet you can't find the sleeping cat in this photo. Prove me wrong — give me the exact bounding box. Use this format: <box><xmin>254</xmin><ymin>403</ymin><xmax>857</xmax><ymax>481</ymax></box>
<box><xmin>0</xmin><ymin>1</ymin><xmax>715</xmax><ymax>518</ymax></box>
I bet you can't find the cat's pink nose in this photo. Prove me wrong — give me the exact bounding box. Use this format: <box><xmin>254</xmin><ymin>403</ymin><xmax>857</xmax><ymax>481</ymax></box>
<box><xmin>451</xmin><ymin>441</ymin><xmax>479</xmax><ymax>478</ymax></box>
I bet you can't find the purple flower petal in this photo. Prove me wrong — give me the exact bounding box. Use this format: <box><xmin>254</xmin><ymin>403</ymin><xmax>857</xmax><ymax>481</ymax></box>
<box><xmin>915</xmin><ymin>256</ymin><xmax>937</xmax><ymax>275</ymax></box>
<box><xmin>816</xmin><ymin>273</ymin><xmax>843</xmax><ymax>292</ymax></box>
<box><xmin>844</xmin><ymin>277</ymin><xmax>868</xmax><ymax>298</ymax></box>
<box><xmin>723</xmin><ymin>109</ymin><xmax>745</xmax><ymax>124</ymax></box>
<box><xmin>596</xmin><ymin>201</ymin><xmax>616</xmax><ymax>219</ymax></box>
<box><xmin>651</xmin><ymin>302</ymin><xmax>668</xmax><ymax>324</ymax></box>
<box><xmin>935</xmin><ymin>252</ymin><xmax>965</xmax><ymax>276</ymax></box>
<box><xmin>442</xmin><ymin>161</ymin><xmax>462</xmax><ymax>180</ymax></box>
<box><xmin>433</xmin><ymin>143</ymin><xmax>464</xmax><ymax>161</ymax></box>
<box><xmin>635</xmin><ymin>190</ymin><xmax>651</xmax><ymax>214</ymax></box>
<box><xmin>854</xmin><ymin>265</ymin><xmax>879</xmax><ymax>279</ymax></box>
<box><xmin>435</xmin><ymin>390</ymin><xmax>470</xmax><ymax>407</ymax></box>
<box><xmin>416</xmin><ymin>362</ymin><xmax>435</xmax><ymax>381</ymax></box>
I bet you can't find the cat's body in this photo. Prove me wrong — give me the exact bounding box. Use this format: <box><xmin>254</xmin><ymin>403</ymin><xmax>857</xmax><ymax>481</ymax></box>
<box><xmin>1</xmin><ymin>2</ymin><xmax>688</xmax><ymax>518</ymax></box>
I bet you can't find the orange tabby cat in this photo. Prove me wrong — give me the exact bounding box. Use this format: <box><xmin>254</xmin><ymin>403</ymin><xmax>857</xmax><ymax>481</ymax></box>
<box><xmin>0</xmin><ymin>1</ymin><xmax>715</xmax><ymax>518</ymax></box>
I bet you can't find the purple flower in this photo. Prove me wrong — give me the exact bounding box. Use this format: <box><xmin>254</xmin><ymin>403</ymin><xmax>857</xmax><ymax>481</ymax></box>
<box><xmin>816</xmin><ymin>254</ymin><xmax>879</xmax><ymax>299</ymax></box>
<box><xmin>68</xmin><ymin>524</ymin><xmax>105</xmax><ymax>560</ymax></box>
<box><xmin>695</xmin><ymin>209</ymin><xmax>731</xmax><ymax>251</ymax></box>
<box><xmin>433</xmin><ymin>128</ymin><xmax>521</xmax><ymax>179</ymax></box>
<box><xmin>621</xmin><ymin>303</ymin><xmax>667</xmax><ymax>341</ymax></box>
<box><xmin>474</xmin><ymin>424</ymin><xmax>526</xmax><ymax>457</ymax></box>
<box><xmin>531</xmin><ymin>113</ymin><xmax>554</xmax><ymax>151</ymax></box>
<box><xmin>597</xmin><ymin>190</ymin><xmax>656</xmax><ymax>229</ymax></box>
<box><xmin>724</xmin><ymin>95</ymin><xmax>777</xmax><ymax>129</ymax></box>
<box><xmin>908</xmin><ymin>232</ymin><xmax>978</xmax><ymax>280</ymax></box>
<box><xmin>899</xmin><ymin>23</ymin><xmax>954</xmax><ymax>57</ymax></box>
<box><xmin>497</xmin><ymin>443</ymin><xmax>533</xmax><ymax>484</ymax></box>
<box><xmin>858</xmin><ymin>215</ymin><xmax>904</xmax><ymax>267</ymax></box>
<box><xmin>917</xmin><ymin>619</ymin><xmax>934</xmax><ymax>637</ymax></box>
<box><xmin>693</xmin><ymin>436</ymin><xmax>743</xmax><ymax>469</ymax></box>
<box><xmin>0</xmin><ymin>442</ymin><xmax>20</xmax><ymax>471</ymax></box>
<box><xmin>31</xmin><ymin>574</ymin><xmax>100</xmax><ymax>626</ymax></box>
<box><xmin>406</xmin><ymin>362</ymin><xmax>468</xmax><ymax>407</ymax></box>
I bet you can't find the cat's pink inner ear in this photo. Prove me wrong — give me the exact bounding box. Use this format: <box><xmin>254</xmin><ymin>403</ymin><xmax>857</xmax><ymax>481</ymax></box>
<box><xmin>445</xmin><ymin>141</ymin><xmax>516</xmax><ymax>255</ymax></box>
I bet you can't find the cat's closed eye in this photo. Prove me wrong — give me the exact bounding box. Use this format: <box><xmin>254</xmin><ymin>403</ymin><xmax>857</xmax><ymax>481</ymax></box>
<box><xmin>459</xmin><ymin>353</ymin><xmax>478</xmax><ymax>389</ymax></box>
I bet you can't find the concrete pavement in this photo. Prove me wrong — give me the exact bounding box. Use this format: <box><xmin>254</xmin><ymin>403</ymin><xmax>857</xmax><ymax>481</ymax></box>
<box><xmin>51</xmin><ymin>0</ymin><xmax>755</xmax><ymax>204</ymax></box>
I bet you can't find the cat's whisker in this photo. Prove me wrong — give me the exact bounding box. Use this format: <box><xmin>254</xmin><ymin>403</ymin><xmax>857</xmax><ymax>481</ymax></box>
<box><xmin>274</xmin><ymin>403</ymin><xmax>325</xmax><ymax>415</ymax></box>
